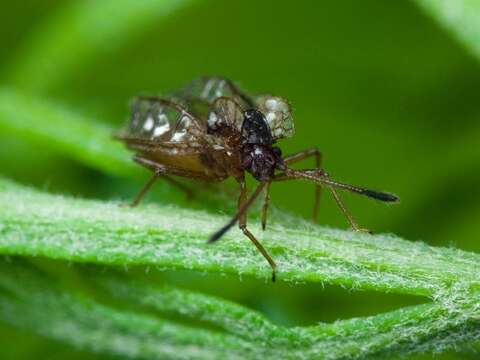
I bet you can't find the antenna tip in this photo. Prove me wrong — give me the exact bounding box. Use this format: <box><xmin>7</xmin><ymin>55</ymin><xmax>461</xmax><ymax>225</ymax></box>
<box><xmin>362</xmin><ymin>189</ymin><xmax>399</xmax><ymax>203</ymax></box>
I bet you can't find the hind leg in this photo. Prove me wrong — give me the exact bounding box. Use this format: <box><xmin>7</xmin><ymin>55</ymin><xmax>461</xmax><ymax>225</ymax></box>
<box><xmin>129</xmin><ymin>155</ymin><xmax>215</xmax><ymax>206</ymax></box>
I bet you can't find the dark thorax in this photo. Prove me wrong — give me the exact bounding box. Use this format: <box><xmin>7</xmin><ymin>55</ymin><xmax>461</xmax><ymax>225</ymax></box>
<box><xmin>240</xmin><ymin>109</ymin><xmax>284</xmax><ymax>181</ymax></box>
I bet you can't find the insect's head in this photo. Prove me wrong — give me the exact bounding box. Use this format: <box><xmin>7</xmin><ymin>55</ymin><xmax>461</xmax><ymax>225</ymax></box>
<box><xmin>242</xmin><ymin>143</ymin><xmax>284</xmax><ymax>182</ymax></box>
<box><xmin>240</xmin><ymin>97</ymin><xmax>293</xmax><ymax>182</ymax></box>
<box><xmin>241</xmin><ymin>109</ymin><xmax>285</xmax><ymax>181</ymax></box>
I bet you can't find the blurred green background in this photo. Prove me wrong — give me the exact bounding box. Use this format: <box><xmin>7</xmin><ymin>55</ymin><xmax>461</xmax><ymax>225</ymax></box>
<box><xmin>1</xmin><ymin>0</ymin><xmax>479</xmax><ymax>358</ymax></box>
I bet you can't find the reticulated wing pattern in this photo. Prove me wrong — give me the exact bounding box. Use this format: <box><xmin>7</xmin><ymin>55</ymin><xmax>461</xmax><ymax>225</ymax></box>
<box><xmin>128</xmin><ymin>97</ymin><xmax>205</xmax><ymax>149</ymax></box>
<box><xmin>207</xmin><ymin>97</ymin><xmax>244</xmax><ymax>135</ymax></box>
<box><xmin>256</xmin><ymin>95</ymin><xmax>295</xmax><ymax>140</ymax></box>
<box><xmin>176</xmin><ymin>77</ymin><xmax>254</xmax><ymax>109</ymax></box>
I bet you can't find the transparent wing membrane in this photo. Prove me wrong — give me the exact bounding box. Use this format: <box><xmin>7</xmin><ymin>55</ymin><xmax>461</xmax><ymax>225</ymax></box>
<box><xmin>176</xmin><ymin>76</ymin><xmax>254</xmax><ymax>109</ymax></box>
<box><xmin>256</xmin><ymin>95</ymin><xmax>295</xmax><ymax>140</ymax></box>
<box><xmin>128</xmin><ymin>97</ymin><xmax>205</xmax><ymax>148</ymax></box>
<box><xmin>208</xmin><ymin>97</ymin><xmax>244</xmax><ymax>134</ymax></box>
<box><xmin>120</xmin><ymin>79</ymin><xmax>297</xmax><ymax>156</ymax></box>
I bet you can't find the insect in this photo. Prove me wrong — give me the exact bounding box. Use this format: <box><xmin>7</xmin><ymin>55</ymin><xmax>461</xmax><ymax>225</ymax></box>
<box><xmin>116</xmin><ymin>77</ymin><xmax>399</xmax><ymax>281</ymax></box>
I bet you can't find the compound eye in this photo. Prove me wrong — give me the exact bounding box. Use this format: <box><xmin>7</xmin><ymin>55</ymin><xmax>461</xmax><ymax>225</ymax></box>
<box><xmin>267</xmin><ymin>154</ymin><xmax>276</xmax><ymax>165</ymax></box>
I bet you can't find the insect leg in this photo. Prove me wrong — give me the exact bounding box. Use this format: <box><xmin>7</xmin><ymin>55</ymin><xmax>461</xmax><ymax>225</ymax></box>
<box><xmin>262</xmin><ymin>148</ymin><xmax>322</xmax><ymax>231</ymax></box>
<box><xmin>283</xmin><ymin>148</ymin><xmax>322</xmax><ymax>224</ymax></box>
<box><xmin>237</xmin><ymin>179</ymin><xmax>277</xmax><ymax>282</ymax></box>
<box><xmin>129</xmin><ymin>155</ymin><xmax>215</xmax><ymax>206</ymax></box>
<box><xmin>130</xmin><ymin>173</ymin><xmax>158</xmax><ymax>207</ymax></box>
<box><xmin>208</xmin><ymin>181</ymin><xmax>276</xmax><ymax>281</ymax></box>
<box><xmin>273</xmin><ymin>169</ymin><xmax>383</xmax><ymax>233</ymax></box>
<box><xmin>261</xmin><ymin>182</ymin><xmax>271</xmax><ymax>230</ymax></box>
<box><xmin>130</xmin><ymin>174</ymin><xmax>195</xmax><ymax>207</ymax></box>
<box><xmin>133</xmin><ymin>155</ymin><xmax>214</xmax><ymax>180</ymax></box>
<box><xmin>328</xmin><ymin>182</ymin><xmax>370</xmax><ymax>233</ymax></box>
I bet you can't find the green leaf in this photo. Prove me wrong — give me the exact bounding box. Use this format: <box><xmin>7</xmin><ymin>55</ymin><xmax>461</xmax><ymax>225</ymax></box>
<box><xmin>0</xmin><ymin>88</ymin><xmax>139</xmax><ymax>179</ymax></box>
<box><xmin>0</xmin><ymin>260</ymin><xmax>253</xmax><ymax>359</ymax></box>
<box><xmin>3</xmin><ymin>176</ymin><xmax>480</xmax><ymax>294</ymax></box>
<box><xmin>415</xmin><ymin>0</ymin><xmax>480</xmax><ymax>61</ymax></box>
<box><xmin>0</xmin><ymin>180</ymin><xmax>479</xmax><ymax>358</ymax></box>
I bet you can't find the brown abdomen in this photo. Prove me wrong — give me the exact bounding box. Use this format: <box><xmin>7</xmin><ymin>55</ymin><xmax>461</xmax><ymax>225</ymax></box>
<box><xmin>141</xmin><ymin>149</ymin><xmax>229</xmax><ymax>180</ymax></box>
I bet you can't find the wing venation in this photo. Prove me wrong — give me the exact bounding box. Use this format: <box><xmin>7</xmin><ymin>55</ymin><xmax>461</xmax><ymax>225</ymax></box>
<box><xmin>126</xmin><ymin>97</ymin><xmax>206</xmax><ymax>149</ymax></box>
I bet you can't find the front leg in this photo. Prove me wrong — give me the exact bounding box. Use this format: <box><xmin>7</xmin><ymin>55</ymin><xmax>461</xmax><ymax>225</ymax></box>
<box><xmin>208</xmin><ymin>180</ymin><xmax>275</xmax><ymax>280</ymax></box>
<box><xmin>283</xmin><ymin>148</ymin><xmax>322</xmax><ymax>223</ymax></box>
<box><xmin>261</xmin><ymin>182</ymin><xmax>271</xmax><ymax>230</ymax></box>
<box><xmin>273</xmin><ymin>169</ymin><xmax>371</xmax><ymax>233</ymax></box>
<box><xmin>237</xmin><ymin>178</ymin><xmax>277</xmax><ymax>281</ymax></box>
<box><xmin>261</xmin><ymin>148</ymin><xmax>322</xmax><ymax>231</ymax></box>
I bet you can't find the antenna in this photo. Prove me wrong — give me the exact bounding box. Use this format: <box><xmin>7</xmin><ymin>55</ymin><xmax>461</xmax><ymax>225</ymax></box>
<box><xmin>279</xmin><ymin>168</ymin><xmax>399</xmax><ymax>203</ymax></box>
